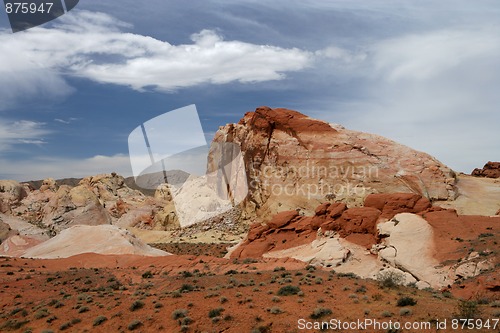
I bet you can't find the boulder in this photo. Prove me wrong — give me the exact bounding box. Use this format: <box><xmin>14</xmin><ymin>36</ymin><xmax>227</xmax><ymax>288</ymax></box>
<box><xmin>0</xmin><ymin>180</ymin><xmax>28</xmax><ymax>213</ymax></box>
<box><xmin>266</xmin><ymin>210</ymin><xmax>300</xmax><ymax>229</ymax></box>
<box><xmin>471</xmin><ymin>161</ymin><xmax>500</xmax><ymax>178</ymax></box>
<box><xmin>0</xmin><ymin>220</ymin><xmax>14</xmax><ymax>243</ymax></box>
<box><xmin>324</xmin><ymin>207</ymin><xmax>381</xmax><ymax>237</ymax></box>
<box><xmin>364</xmin><ymin>193</ymin><xmax>431</xmax><ymax>219</ymax></box>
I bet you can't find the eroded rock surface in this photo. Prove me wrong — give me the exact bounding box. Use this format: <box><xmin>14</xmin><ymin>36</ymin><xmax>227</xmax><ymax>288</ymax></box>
<box><xmin>212</xmin><ymin>106</ymin><xmax>457</xmax><ymax>220</ymax></box>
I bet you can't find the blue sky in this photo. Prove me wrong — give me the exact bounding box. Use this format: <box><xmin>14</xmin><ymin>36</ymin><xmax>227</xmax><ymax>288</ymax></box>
<box><xmin>0</xmin><ymin>0</ymin><xmax>499</xmax><ymax>181</ymax></box>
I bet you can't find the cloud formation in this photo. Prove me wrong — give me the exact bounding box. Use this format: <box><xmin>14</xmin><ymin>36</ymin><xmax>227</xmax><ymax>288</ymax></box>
<box><xmin>0</xmin><ymin>154</ymin><xmax>132</xmax><ymax>181</ymax></box>
<box><xmin>0</xmin><ymin>119</ymin><xmax>50</xmax><ymax>153</ymax></box>
<box><xmin>0</xmin><ymin>9</ymin><xmax>312</xmax><ymax>107</ymax></box>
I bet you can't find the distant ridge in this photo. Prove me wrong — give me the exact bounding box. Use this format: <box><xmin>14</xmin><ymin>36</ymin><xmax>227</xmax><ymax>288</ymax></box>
<box><xmin>24</xmin><ymin>170</ymin><xmax>191</xmax><ymax>196</ymax></box>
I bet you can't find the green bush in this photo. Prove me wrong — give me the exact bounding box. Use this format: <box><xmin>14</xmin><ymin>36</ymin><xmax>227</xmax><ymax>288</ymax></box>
<box><xmin>172</xmin><ymin>309</ymin><xmax>188</xmax><ymax>320</ymax></box>
<box><xmin>397</xmin><ymin>296</ymin><xmax>417</xmax><ymax>306</ymax></box>
<box><xmin>128</xmin><ymin>320</ymin><xmax>143</xmax><ymax>330</ymax></box>
<box><xmin>377</xmin><ymin>271</ymin><xmax>404</xmax><ymax>288</ymax></box>
<box><xmin>208</xmin><ymin>307</ymin><xmax>224</xmax><ymax>318</ymax></box>
<box><xmin>277</xmin><ymin>285</ymin><xmax>301</xmax><ymax>296</ymax></box>
<box><xmin>455</xmin><ymin>300</ymin><xmax>481</xmax><ymax>319</ymax></box>
<box><xmin>93</xmin><ymin>316</ymin><xmax>107</xmax><ymax>326</ymax></box>
<box><xmin>129</xmin><ymin>300</ymin><xmax>144</xmax><ymax>311</ymax></box>
<box><xmin>141</xmin><ymin>271</ymin><xmax>153</xmax><ymax>279</ymax></box>
<box><xmin>310</xmin><ymin>307</ymin><xmax>332</xmax><ymax>319</ymax></box>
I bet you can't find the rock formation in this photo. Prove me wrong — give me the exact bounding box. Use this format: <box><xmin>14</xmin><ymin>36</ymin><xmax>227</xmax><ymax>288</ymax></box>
<box><xmin>0</xmin><ymin>180</ymin><xmax>28</xmax><ymax>213</ymax></box>
<box><xmin>229</xmin><ymin>192</ymin><xmax>499</xmax><ymax>289</ymax></box>
<box><xmin>19</xmin><ymin>225</ymin><xmax>170</xmax><ymax>259</ymax></box>
<box><xmin>472</xmin><ymin>161</ymin><xmax>500</xmax><ymax>178</ymax></box>
<box><xmin>211</xmin><ymin>106</ymin><xmax>458</xmax><ymax>220</ymax></box>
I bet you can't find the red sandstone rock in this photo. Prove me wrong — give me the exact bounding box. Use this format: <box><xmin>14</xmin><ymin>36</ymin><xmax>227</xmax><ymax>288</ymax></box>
<box><xmin>247</xmin><ymin>223</ymin><xmax>270</xmax><ymax>241</ymax></box>
<box><xmin>326</xmin><ymin>202</ymin><xmax>348</xmax><ymax>218</ymax></box>
<box><xmin>266</xmin><ymin>210</ymin><xmax>300</xmax><ymax>229</ymax></box>
<box><xmin>471</xmin><ymin>161</ymin><xmax>500</xmax><ymax>178</ymax></box>
<box><xmin>325</xmin><ymin>207</ymin><xmax>381</xmax><ymax>237</ymax></box>
<box><xmin>211</xmin><ymin>106</ymin><xmax>457</xmax><ymax>221</ymax></box>
<box><xmin>364</xmin><ymin>193</ymin><xmax>431</xmax><ymax>219</ymax></box>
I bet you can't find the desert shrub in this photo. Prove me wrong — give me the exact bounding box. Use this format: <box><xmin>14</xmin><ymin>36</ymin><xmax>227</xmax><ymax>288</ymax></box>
<box><xmin>141</xmin><ymin>271</ymin><xmax>153</xmax><ymax>279</ymax></box>
<box><xmin>455</xmin><ymin>300</ymin><xmax>481</xmax><ymax>319</ymax></box>
<box><xmin>172</xmin><ymin>309</ymin><xmax>188</xmax><ymax>320</ymax></box>
<box><xmin>181</xmin><ymin>317</ymin><xmax>193</xmax><ymax>325</ymax></box>
<box><xmin>310</xmin><ymin>307</ymin><xmax>332</xmax><ymax>319</ymax></box>
<box><xmin>225</xmin><ymin>270</ymin><xmax>239</xmax><ymax>275</ymax></box>
<box><xmin>154</xmin><ymin>302</ymin><xmax>163</xmax><ymax>309</ymax></box>
<box><xmin>181</xmin><ymin>271</ymin><xmax>193</xmax><ymax>278</ymax></box>
<box><xmin>129</xmin><ymin>300</ymin><xmax>144</xmax><ymax>311</ymax></box>
<box><xmin>381</xmin><ymin>311</ymin><xmax>393</xmax><ymax>318</ymax></box>
<box><xmin>77</xmin><ymin>306</ymin><xmax>89</xmax><ymax>313</ymax></box>
<box><xmin>0</xmin><ymin>319</ymin><xmax>29</xmax><ymax>330</ymax></box>
<box><xmin>377</xmin><ymin>271</ymin><xmax>404</xmax><ymax>288</ymax></box>
<box><xmin>71</xmin><ymin>318</ymin><xmax>82</xmax><ymax>324</ymax></box>
<box><xmin>273</xmin><ymin>266</ymin><xmax>285</xmax><ymax>272</ymax></box>
<box><xmin>397</xmin><ymin>296</ymin><xmax>417</xmax><ymax>306</ymax></box>
<box><xmin>128</xmin><ymin>320</ymin><xmax>143</xmax><ymax>330</ymax></box>
<box><xmin>269</xmin><ymin>307</ymin><xmax>283</xmax><ymax>314</ymax></box>
<box><xmin>59</xmin><ymin>322</ymin><xmax>72</xmax><ymax>331</ymax></box>
<box><xmin>93</xmin><ymin>316</ymin><xmax>107</xmax><ymax>326</ymax></box>
<box><xmin>34</xmin><ymin>308</ymin><xmax>50</xmax><ymax>319</ymax></box>
<box><xmin>277</xmin><ymin>285</ymin><xmax>301</xmax><ymax>296</ymax></box>
<box><xmin>179</xmin><ymin>284</ymin><xmax>195</xmax><ymax>293</ymax></box>
<box><xmin>208</xmin><ymin>307</ymin><xmax>224</xmax><ymax>318</ymax></box>
<box><xmin>399</xmin><ymin>308</ymin><xmax>412</xmax><ymax>316</ymax></box>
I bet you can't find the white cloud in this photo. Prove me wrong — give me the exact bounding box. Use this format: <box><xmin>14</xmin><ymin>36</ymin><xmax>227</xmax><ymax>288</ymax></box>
<box><xmin>0</xmin><ymin>119</ymin><xmax>51</xmax><ymax>153</ymax></box>
<box><xmin>0</xmin><ymin>9</ymin><xmax>313</xmax><ymax>103</ymax></box>
<box><xmin>315</xmin><ymin>27</ymin><xmax>500</xmax><ymax>173</ymax></box>
<box><xmin>373</xmin><ymin>29</ymin><xmax>500</xmax><ymax>82</ymax></box>
<box><xmin>0</xmin><ymin>154</ymin><xmax>133</xmax><ymax>181</ymax></box>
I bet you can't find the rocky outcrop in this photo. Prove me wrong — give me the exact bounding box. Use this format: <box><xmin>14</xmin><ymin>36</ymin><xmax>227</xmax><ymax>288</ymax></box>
<box><xmin>19</xmin><ymin>225</ymin><xmax>170</xmax><ymax>259</ymax></box>
<box><xmin>211</xmin><ymin>106</ymin><xmax>457</xmax><ymax>220</ymax></box>
<box><xmin>9</xmin><ymin>173</ymin><xmax>180</xmax><ymax>234</ymax></box>
<box><xmin>230</xmin><ymin>191</ymin><xmax>498</xmax><ymax>289</ymax></box>
<box><xmin>0</xmin><ymin>180</ymin><xmax>28</xmax><ymax>213</ymax></box>
<box><xmin>364</xmin><ymin>193</ymin><xmax>431</xmax><ymax>219</ymax></box>
<box><xmin>376</xmin><ymin>213</ymin><xmax>451</xmax><ymax>288</ymax></box>
<box><xmin>472</xmin><ymin>161</ymin><xmax>500</xmax><ymax>178</ymax></box>
<box><xmin>0</xmin><ymin>219</ymin><xmax>15</xmax><ymax>243</ymax></box>
<box><xmin>0</xmin><ymin>235</ymin><xmax>44</xmax><ymax>257</ymax></box>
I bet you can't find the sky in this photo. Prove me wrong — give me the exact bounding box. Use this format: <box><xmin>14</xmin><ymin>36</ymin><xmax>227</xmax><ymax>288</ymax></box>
<box><xmin>0</xmin><ymin>0</ymin><xmax>499</xmax><ymax>181</ymax></box>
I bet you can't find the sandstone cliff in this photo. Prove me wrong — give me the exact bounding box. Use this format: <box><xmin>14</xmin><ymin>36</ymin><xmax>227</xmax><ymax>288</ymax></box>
<box><xmin>211</xmin><ymin>106</ymin><xmax>458</xmax><ymax>220</ymax></box>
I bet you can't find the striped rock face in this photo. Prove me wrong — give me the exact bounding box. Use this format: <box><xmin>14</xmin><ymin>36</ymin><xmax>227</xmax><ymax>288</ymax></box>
<box><xmin>211</xmin><ymin>106</ymin><xmax>457</xmax><ymax>221</ymax></box>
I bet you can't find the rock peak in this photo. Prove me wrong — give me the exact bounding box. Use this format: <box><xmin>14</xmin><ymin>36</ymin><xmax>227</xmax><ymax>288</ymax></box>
<box><xmin>240</xmin><ymin>106</ymin><xmax>337</xmax><ymax>134</ymax></box>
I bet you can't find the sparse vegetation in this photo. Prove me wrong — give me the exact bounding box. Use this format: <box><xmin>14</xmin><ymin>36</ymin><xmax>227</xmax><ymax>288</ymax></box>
<box><xmin>128</xmin><ymin>319</ymin><xmax>143</xmax><ymax>330</ymax></box>
<box><xmin>277</xmin><ymin>285</ymin><xmax>301</xmax><ymax>296</ymax></box>
<box><xmin>93</xmin><ymin>315</ymin><xmax>107</xmax><ymax>326</ymax></box>
<box><xmin>455</xmin><ymin>300</ymin><xmax>481</xmax><ymax>319</ymax></box>
<box><xmin>208</xmin><ymin>307</ymin><xmax>224</xmax><ymax>318</ymax></box>
<box><xmin>377</xmin><ymin>271</ymin><xmax>404</xmax><ymax>288</ymax></box>
<box><xmin>129</xmin><ymin>300</ymin><xmax>145</xmax><ymax>311</ymax></box>
<box><xmin>397</xmin><ymin>296</ymin><xmax>417</xmax><ymax>306</ymax></box>
<box><xmin>310</xmin><ymin>307</ymin><xmax>332</xmax><ymax>319</ymax></box>
<box><xmin>172</xmin><ymin>309</ymin><xmax>188</xmax><ymax>320</ymax></box>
